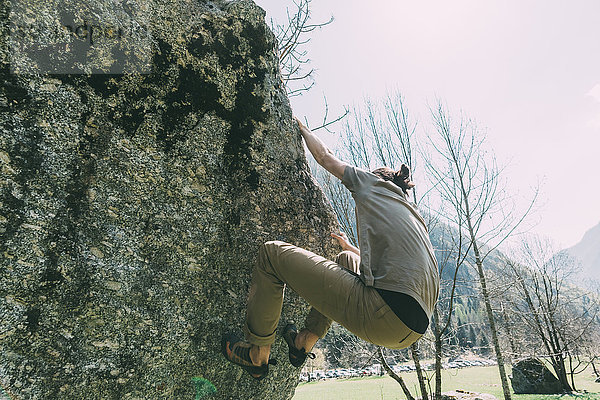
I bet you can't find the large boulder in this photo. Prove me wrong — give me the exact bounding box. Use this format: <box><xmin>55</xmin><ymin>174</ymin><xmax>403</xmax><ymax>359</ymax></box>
<box><xmin>510</xmin><ymin>358</ymin><xmax>563</xmax><ymax>394</ymax></box>
<box><xmin>0</xmin><ymin>0</ymin><xmax>339</xmax><ymax>399</ymax></box>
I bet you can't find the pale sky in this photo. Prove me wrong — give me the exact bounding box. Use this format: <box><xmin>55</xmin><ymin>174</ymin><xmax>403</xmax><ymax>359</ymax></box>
<box><xmin>255</xmin><ymin>0</ymin><xmax>600</xmax><ymax>249</ymax></box>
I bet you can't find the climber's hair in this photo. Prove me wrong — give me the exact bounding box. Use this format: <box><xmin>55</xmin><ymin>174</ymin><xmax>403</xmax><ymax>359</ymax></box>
<box><xmin>371</xmin><ymin>164</ymin><xmax>415</xmax><ymax>196</ymax></box>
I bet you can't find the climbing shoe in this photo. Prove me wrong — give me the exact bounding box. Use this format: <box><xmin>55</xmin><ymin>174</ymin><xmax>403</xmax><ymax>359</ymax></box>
<box><xmin>282</xmin><ymin>324</ymin><xmax>316</xmax><ymax>368</ymax></box>
<box><xmin>221</xmin><ymin>333</ymin><xmax>276</xmax><ymax>380</ymax></box>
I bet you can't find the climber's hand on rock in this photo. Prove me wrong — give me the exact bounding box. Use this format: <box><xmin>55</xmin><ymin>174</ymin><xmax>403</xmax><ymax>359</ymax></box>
<box><xmin>331</xmin><ymin>231</ymin><xmax>352</xmax><ymax>251</ymax></box>
<box><xmin>295</xmin><ymin>116</ymin><xmax>347</xmax><ymax>180</ymax></box>
<box><xmin>294</xmin><ymin>116</ymin><xmax>310</xmax><ymax>135</ymax></box>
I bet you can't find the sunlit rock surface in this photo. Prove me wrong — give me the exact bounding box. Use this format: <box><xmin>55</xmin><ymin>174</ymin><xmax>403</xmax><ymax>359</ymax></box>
<box><xmin>0</xmin><ymin>0</ymin><xmax>338</xmax><ymax>398</ymax></box>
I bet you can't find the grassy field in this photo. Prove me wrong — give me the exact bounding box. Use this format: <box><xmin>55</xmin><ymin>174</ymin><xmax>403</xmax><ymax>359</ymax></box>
<box><xmin>292</xmin><ymin>366</ymin><xmax>600</xmax><ymax>400</ymax></box>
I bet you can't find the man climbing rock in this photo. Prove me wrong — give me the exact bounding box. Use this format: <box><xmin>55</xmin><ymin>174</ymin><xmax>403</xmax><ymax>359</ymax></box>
<box><xmin>222</xmin><ymin>117</ymin><xmax>440</xmax><ymax>380</ymax></box>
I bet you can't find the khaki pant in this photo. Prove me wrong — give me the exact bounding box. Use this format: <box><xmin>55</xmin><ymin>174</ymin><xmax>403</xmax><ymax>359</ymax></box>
<box><xmin>244</xmin><ymin>241</ymin><xmax>422</xmax><ymax>349</ymax></box>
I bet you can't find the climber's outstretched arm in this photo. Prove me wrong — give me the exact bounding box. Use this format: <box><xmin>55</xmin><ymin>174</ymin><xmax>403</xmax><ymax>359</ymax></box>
<box><xmin>295</xmin><ymin>117</ymin><xmax>348</xmax><ymax>180</ymax></box>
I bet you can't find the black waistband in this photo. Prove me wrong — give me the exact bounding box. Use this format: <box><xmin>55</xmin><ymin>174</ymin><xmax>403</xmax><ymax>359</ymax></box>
<box><xmin>375</xmin><ymin>288</ymin><xmax>429</xmax><ymax>334</ymax></box>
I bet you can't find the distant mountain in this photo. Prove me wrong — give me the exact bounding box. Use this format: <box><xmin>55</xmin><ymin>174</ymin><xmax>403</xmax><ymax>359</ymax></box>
<box><xmin>565</xmin><ymin>222</ymin><xmax>600</xmax><ymax>281</ymax></box>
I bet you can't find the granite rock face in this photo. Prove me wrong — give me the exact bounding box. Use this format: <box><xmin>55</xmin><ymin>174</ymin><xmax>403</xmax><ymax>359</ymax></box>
<box><xmin>0</xmin><ymin>0</ymin><xmax>339</xmax><ymax>398</ymax></box>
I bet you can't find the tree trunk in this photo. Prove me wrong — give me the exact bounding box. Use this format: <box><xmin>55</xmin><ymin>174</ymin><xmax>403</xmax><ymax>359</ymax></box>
<box><xmin>471</xmin><ymin>241</ymin><xmax>512</xmax><ymax>400</ymax></box>
<box><xmin>434</xmin><ymin>306</ymin><xmax>443</xmax><ymax>400</ymax></box>
<box><xmin>411</xmin><ymin>343</ymin><xmax>429</xmax><ymax>400</ymax></box>
<box><xmin>551</xmin><ymin>353</ymin><xmax>572</xmax><ymax>392</ymax></box>
<box><xmin>548</xmin><ymin>320</ymin><xmax>572</xmax><ymax>392</ymax></box>
<box><xmin>568</xmin><ymin>354</ymin><xmax>577</xmax><ymax>391</ymax></box>
<box><xmin>379</xmin><ymin>347</ymin><xmax>415</xmax><ymax>400</ymax></box>
<box><xmin>500</xmin><ymin>303</ymin><xmax>517</xmax><ymax>363</ymax></box>
<box><xmin>592</xmin><ymin>360</ymin><xmax>600</xmax><ymax>378</ymax></box>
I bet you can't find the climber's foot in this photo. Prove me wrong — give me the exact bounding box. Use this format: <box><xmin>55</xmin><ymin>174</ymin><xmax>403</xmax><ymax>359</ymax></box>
<box><xmin>282</xmin><ymin>324</ymin><xmax>316</xmax><ymax>368</ymax></box>
<box><xmin>221</xmin><ymin>333</ymin><xmax>276</xmax><ymax>380</ymax></box>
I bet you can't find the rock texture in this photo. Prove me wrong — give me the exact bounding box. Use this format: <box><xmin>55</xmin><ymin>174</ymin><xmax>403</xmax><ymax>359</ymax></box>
<box><xmin>440</xmin><ymin>390</ymin><xmax>498</xmax><ymax>400</ymax></box>
<box><xmin>0</xmin><ymin>0</ymin><xmax>339</xmax><ymax>399</ymax></box>
<box><xmin>510</xmin><ymin>358</ymin><xmax>562</xmax><ymax>394</ymax></box>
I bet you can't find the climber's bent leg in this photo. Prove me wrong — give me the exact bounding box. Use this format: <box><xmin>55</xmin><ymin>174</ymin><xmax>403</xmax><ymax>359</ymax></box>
<box><xmin>245</xmin><ymin>241</ymin><xmax>377</xmax><ymax>347</ymax></box>
<box><xmin>303</xmin><ymin>250</ymin><xmax>360</xmax><ymax>340</ymax></box>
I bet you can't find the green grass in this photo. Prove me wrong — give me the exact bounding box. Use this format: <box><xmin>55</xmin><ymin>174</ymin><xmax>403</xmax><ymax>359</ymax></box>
<box><xmin>292</xmin><ymin>366</ymin><xmax>600</xmax><ymax>400</ymax></box>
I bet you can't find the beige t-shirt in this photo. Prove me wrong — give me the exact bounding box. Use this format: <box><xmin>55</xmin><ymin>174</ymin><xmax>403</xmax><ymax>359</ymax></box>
<box><xmin>341</xmin><ymin>166</ymin><xmax>440</xmax><ymax>318</ymax></box>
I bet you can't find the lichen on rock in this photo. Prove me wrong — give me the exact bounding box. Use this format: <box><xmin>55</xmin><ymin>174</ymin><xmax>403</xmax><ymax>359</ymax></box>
<box><xmin>0</xmin><ymin>1</ymin><xmax>339</xmax><ymax>398</ymax></box>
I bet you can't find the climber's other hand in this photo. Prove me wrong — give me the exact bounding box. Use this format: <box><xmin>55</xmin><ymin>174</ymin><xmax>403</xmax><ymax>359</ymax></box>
<box><xmin>331</xmin><ymin>232</ymin><xmax>351</xmax><ymax>251</ymax></box>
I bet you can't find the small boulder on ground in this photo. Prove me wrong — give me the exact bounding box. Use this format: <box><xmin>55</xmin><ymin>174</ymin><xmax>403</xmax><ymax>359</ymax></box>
<box><xmin>510</xmin><ymin>358</ymin><xmax>562</xmax><ymax>394</ymax></box>
<box><xmin>440</xmin><ymin>389</ymin><xmax>498</xmax><ymax>400</ymax></box>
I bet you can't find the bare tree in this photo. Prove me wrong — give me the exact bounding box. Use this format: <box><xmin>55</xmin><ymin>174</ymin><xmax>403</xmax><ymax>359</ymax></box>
<box><xmin>499</xmin><ymin>235</ymin><xmax>600</xmax><ymax>392</ymax></box>
<box><xmin>380</xmin><ymin>347</ymin><xmax>416</xmax><ymax>400</ymax></box>
<box><xmin>424</xmin><ymin>100</ymin><xmax>538</xmax><ymax>400</ymax></box>
<box><xmin>271</xmin><ymin>2</ymin><xmax>349</xmax><ymax>131</ymax></box>
<box><xmin>269</xmin><ymin>0</ymin><xmax>333</xmax><ymax>97</ymax></box>
<box><xmin>430</xmin><ymin>220</ymin><xmax>474</xmax><ymax>399</ymax></box>
<box><xmin>410</xmin><ymin>342</ymin><xmax>430</xmax><ymax>400</ymax></box>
